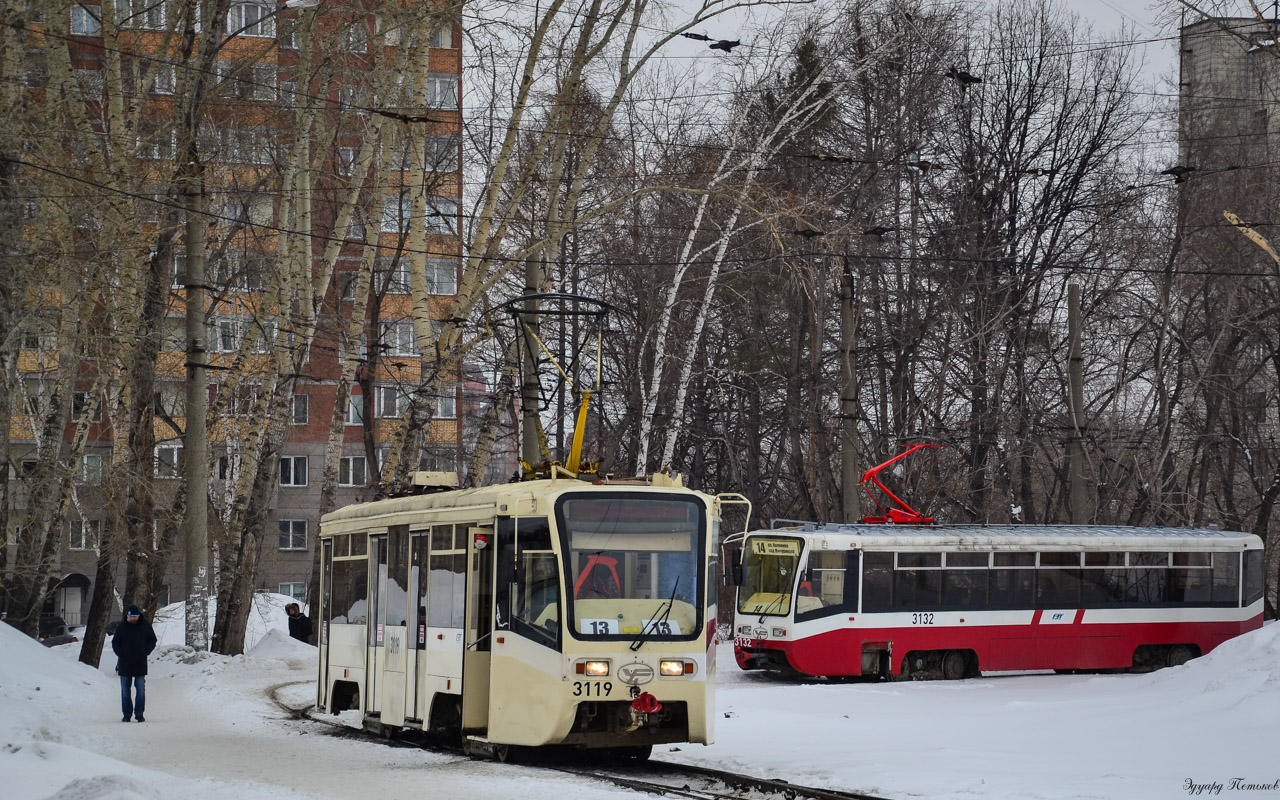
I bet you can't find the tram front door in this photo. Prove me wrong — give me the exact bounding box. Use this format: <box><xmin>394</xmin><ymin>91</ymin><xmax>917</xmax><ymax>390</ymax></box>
<box><xmin>461</xmin><ymin>526</ymin><xmax>494</xmax><ymax>733</ymax></box>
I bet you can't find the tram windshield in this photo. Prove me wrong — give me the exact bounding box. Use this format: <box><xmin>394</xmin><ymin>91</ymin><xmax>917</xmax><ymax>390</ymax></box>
<box><xmin>737</xmin><ymin>536</ymin><xmax>802</xmax><ymax>617</ymax></box>
<box><xmin>556</xmin><ymin>493</ymin><xmax>706</xmax><ymax>641</ymax></box>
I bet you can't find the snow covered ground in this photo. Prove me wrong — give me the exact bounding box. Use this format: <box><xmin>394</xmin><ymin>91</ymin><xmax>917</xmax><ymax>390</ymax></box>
<box><xmin>3</xmin><ymin>597</ymin><xmax>1277</xmax><ymax>800</ymax></box>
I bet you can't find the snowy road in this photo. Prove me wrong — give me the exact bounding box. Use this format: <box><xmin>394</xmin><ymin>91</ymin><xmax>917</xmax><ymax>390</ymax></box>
<box><xmin>4</xmin><ymin>596</ymin><xmax>1278</xmax><ymax>800</ymax></box>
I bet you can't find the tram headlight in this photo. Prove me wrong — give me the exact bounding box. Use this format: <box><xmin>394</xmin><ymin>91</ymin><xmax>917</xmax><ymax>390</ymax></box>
<box><xmin>659</xmin><ymin>660</ymin><xmax>689</xmax><ymax>677</ymax></box>
<box><xmin>737</xmin><ymin>625</ymin><xmax>753</xmax><ymax>636</ymax></box>
<box><xmin>771</xmin><ymin>627</ymin><xmax>787</xmax><ymax>638</ymax></box>
<box><xmin>581</xmin><ymin>660</ymin><xmax>610</xmax><ymax>677</ymax></box>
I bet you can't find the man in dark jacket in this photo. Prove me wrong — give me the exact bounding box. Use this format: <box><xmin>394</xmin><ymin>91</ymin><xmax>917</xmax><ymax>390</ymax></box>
<box><xmin>112</xmin><ymin>605</ymin><xmax>157</xmax><ymax>722</ymax></box>
<box><xmin>285</xmin><ymin>602</ymin><xmax>312</xmax><ymax>643</ymax></box>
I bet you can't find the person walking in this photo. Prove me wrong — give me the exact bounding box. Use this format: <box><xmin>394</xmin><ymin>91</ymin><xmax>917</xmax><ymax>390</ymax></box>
<box><xmin>112</xmin><ymin>605</ymin><xmax>157</xmax><ymax>722</ymax></box>
<box><xmin>285</xmin><ymin>602</ymin><xmax>312</xmax><ymax>644</ymax></box>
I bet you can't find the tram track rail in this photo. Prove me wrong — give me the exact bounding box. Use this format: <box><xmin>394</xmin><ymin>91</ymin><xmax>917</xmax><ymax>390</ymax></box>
<box><xmin>266</xmin><ymin>681</ymin><xmax>892</xmax><ymax>800</ymax></box>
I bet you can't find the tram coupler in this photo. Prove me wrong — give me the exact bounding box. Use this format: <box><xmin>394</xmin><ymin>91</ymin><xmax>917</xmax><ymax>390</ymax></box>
<box><xmin>625</xmin><ymin>692</ymin><xmax>663</xmax><ymax>731</ymax></box>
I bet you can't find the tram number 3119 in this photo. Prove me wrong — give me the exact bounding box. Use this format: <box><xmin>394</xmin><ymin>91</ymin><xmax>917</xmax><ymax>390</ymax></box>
<box><xmin>572</xmin><ymin>681</ymin><xmax>613</xmax><ymax>697</ymax></box>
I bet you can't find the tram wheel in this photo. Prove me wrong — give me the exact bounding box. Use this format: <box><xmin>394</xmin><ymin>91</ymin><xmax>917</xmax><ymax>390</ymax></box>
<box><xmin>941</xmin><ymin>650</ymin><xmax>967</xmax><ymax>681</ymax></box>
<box><xmin>1166</xmin><ymin>645</ymin><xmax>1195</xmax><ymax>668</ymax></box>
<box><xmin>625</xmin><ymin>745</ymin><xmax>653</xmax><ymax>761</ymax></box>
<box><xmin>494</xmin><ymin>744</ymin><xmax>512</xmax><ymax>763</ymax></box>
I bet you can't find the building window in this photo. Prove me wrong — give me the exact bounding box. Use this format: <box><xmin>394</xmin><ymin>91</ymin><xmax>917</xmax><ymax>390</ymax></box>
<box><xmin>278</xmin><ymin>520</ymin><xmax>307</xmax><ymax>550</ymax></box>
<box><xmin>70</xmin><ymin>519</ymin><xmax>101</xmax><ymax>551</ymax></box>
<box><xmin>346</xmin><ymin>212</ymin><xmax>367</xmax><ymax>241</ymax></box>
<box><xmin>336</xmin><ymin>146</ymin><xmax>357</xmax><ymax>177</ymax></box>
<box><xmin>73</xmin><ymin>391</ymin><xmax>102</xmax><ymax>423</ymax></box>
<box><xmin>425</xmin><ymin>135</ymin><xmax>459</xmax><ymax>173</ymax></box>
<box><xmin>279</xmin><ymin>581</ymin><xmax>307</xmax><ymax>602</ymax></box>
<box><xmin>279</xmin><ymin>455</ymin><xmax>308</xmax><ymax>487</ymax></box>
<box><xmin>75</xmin><ymin>69</ymin><xmax>104</xmax><ymax>96</ymax></box>
<box><xmin>339</xmin><ymin>455</ymin><xmax>367</xmax><ymax>487</ymax></box>
<box><xmin>427</xmin><ymin>258</ymin><xmax>458</xmax><ymax>295</ymax></box>
<box><xmin>71</xmin><ymin>4</ymin><xmax>102</xmax><ymax>35</ymax></box>
<box><xmin>290</xmin><ymin>394</ymin><xmax>309</xmax><ymax>425</ymax></box>
<box><xmin>280</xmin><ymin>81</ymin><xmax>297</xmax><ymax>107</ymax></box>
<box><xmin>117</xmin><ymin>0</ymin><xmax>167</xmax><ymax>30</ymax></box>
<box><xmin>209</xmin><ymin>317</ymin><xmax>242</xmax><ymax>353</ymax></box>
<box><xmin>216</xmin><ymin>60</ymin><xmax>276</xmax><ymax>101</ymax></box>
<box><xmin>345</xmin><ymin>395</ymin><xmax>364</xmax><ymax>426</ymax></box>
<box><xmin>151</xmin><ymin>63</ymin><xmax>177</xmax><ymax>94</ymax></box>
<box><xmin>79</xmin><ymin>454</ymin><xmax>104</xmax><ymax>485</ymax></box>
<box><xmin>338</xmin><ymin>331</ymin><xmax>368</xmax><ymax>364</ymax></box>
<box><xmin>379</xmin><ymin>320</ymin><xmax>416</xmax><ymax>356</ymax></box>
<box><xmin>341</xmin><ymin>22</ymin><xmax>368</xmax><ymax>53</ymax></box>
<box><xmin>155</xmin><ymin>444</ymin><xmax>182</xmax><ymax>478</ymax></box>
<box><xmin>425</xmin><ymin>74</ymin><xmax>459</xmax><ymax>109</ymax></box>
<box><xmin>374</xmin><ymin>386</ymin><xmax>407</xmax><ymax>418</ymax></box>
<box><xmin>228</xmin><ymin>2</ymin><xmax>273</xmax><ymax>37</ymax></box>
<box><xmin>435</xmin><ymin>382</ymin><xmax>457</xmax><ymax>420</ymax></box>
<box><xmin>278</xmin><ymin>17</ymin><xmax>298</xmax><ymax>50</ymax></box>
<box><xmin>430</xmin><ymin>26</ymin><xmax>453</xmax><ymax>49</ymax></box>
<box><xmin>382</xmin><ymin>194</ymin><xmax>410</xmax><ymax>234</ymax></box>
<box><xmin>338</xmin><ymin>270</ymin><xmax>359</xmax><ymax>300</ymax></box>
<box><xmin>377</xmin><ymin>257</ymin><xmax>410</xmax><ymax>294</ymax></box>
<box><xmin>425</xmin><ymin>197</ymin><xmax>458</xmax><ymax>236</ymax></box>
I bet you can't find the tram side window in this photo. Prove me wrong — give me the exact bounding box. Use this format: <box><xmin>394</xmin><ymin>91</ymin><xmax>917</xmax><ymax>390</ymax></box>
<box><xmin>1080</xmin><ymin>552</ymin><xmax>1125</xmax><ymax>606</ymax></box>
<box><xmin>862</xmin><ymin>552</ymin><xmax>893</xmax><ymax>612</ymax></box>
<box><xmin>1169</xmin><ymin>552</ymin><xmax>1212</xmax><ymax>604</ymax></box>
<box><xmin>1213</xmin><ymin>553</ymin><xmax>1240</xmax><ymax>605</ymax></box>
<box><xmin>990</xmin><ymin>552</ymin><xmax>1035</xmax><ymax>609</ymax></box>
<box><xmin>893</xmin><ymin>552</ymin><xmax>940</xmax><ymax>610</ymax></box>
<box><xmin>506</xmin><ymin>517</ymin><xmax>560</xmax><ymax>649</ymax></box>
<box><xmin>329</xmin><ymin>557</ymin><xmax>369</xmax><ymax>624</ymax></box>
<box><xmin>1243</xmin><ymin>550</ymin><xmax>1264</xmax><ymax>606</ymax></box>
<box><xmin>427</xmin><ymin>552</ymin><xmax>466</xmax><ymax>627</ymax></box>
<box><xmin>1037</xmin><ymin>552</ymin><xmax>1081</xmax><ymax>608</ymax></box>
<box><xmin>795</xmin><ymin>550</ymin><xmax>851</xmax><ymax>622</ymax></box>
<box><xmin>942</xmin><ymin>552</ymin><xmax>988</xmax><ymax>610</ymax></box>
<box><xmin>1126</xmin><ymin>552</ymin><xmax>1169</xmax><ymax>604</ymax></box>
<box><xmin>413</xmin><ymin>533</ymin><xmax>429</xmax><ymax>648</ymax></box>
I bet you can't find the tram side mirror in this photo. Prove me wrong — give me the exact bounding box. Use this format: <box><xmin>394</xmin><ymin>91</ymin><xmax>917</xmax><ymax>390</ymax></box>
<box><xmin>727</xmin><ymin>560</ymin><xmax>743</xmax><ymax>586</ymax></box>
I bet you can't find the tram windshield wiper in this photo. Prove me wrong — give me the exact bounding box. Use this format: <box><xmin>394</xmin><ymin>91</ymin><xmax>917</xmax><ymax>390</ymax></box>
<box><xmin>757</xmin><ymin>589</ymin><xmax>789</xmax><ymax>623</ymax></box>
<box><xmin>630</xmin><ymin>577</ymin><xmax>679</xmax><ymax>652</ymax></box>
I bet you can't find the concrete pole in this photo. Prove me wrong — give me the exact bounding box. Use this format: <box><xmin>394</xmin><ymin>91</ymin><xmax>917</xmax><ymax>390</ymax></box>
<box><xmin>184</xmin><ymin>177</ymin><xmax>209</xmax><ymax>649</ymax></box>
<box><xmin>1068</xmin><ymin>283</ymin><xmax>1087</xmax><ymax>524</ymax></box>
<box><xmin>840</xmin><ymin>268</ymin><xmax>860</xmax><ymax>523</ymax></box>
<box><xmin>520</xmin><ymin>259</ymin><xmax>542</xmax><ymax>468</ymax></box>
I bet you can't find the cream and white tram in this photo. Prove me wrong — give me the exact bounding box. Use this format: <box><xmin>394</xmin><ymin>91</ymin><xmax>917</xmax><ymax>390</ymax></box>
<box><xmin>317</xmin><ymin>472</ymin><xmax>744</xmax><ymax>759</ymax></box>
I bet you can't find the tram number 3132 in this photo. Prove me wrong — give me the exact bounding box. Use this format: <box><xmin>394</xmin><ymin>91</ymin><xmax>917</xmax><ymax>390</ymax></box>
<box><xmin>911</xmin><ymin>612</ymin><xmax>935</xmax><ymax>625</ymax></box>
<box><xmin>572</xmin><ymin>681</ymin><xmax>613</xmax><ymax>697</ymax></box>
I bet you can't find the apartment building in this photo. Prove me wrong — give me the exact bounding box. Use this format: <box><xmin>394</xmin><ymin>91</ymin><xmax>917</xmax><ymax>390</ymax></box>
<box><xmin>7</xmin><ymin>0</ymin><xmax>463</xmax><ymax>626</ymax></box>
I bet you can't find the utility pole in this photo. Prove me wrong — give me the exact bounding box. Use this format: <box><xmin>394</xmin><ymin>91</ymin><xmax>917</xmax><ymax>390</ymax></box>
<box><xmin>840</xmin><ymin>261</ymin><xmax>860</xmax><ymax>523</ymax></box>
<box><xmin>184</xmin><ymin>174</ymin><xmax>209</xmax><ymax>649</ymax></box>
<box><xmin>520</xmin><ymin>258</ymin><xmax>542</xmax><ymax>468</ymax></box>
<box><xmin>1067</xmin><ymin>283</ymin><xmax>1087</xmax><ymax>524</ymax></box>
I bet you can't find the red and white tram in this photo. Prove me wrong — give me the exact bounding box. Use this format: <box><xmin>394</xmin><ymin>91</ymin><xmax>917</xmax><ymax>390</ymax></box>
<box><xmin>731</xmin><ymin>523</ymin><xmax>1265</xmax><ymax>679</ymax></box>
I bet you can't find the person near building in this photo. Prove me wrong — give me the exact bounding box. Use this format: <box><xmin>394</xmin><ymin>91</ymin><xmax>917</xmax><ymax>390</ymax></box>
<box><xmin>112</xmin><ymin>605</ymin><xmax>157</xmax><ymax>722</ymax></box>
<box><xmin>286</xmin><ymin>602</ymin><xmax>312</xmax><ymax>644</ymax></box>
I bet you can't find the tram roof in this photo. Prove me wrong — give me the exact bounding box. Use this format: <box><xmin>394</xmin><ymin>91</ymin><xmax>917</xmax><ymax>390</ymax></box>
<box><xmin>749</xmin><ymin>523</ymin><xmax>1263</xmax><ymax>550</ymax></box>
<box><xmin>320</xmin><ymin>478</ymin><xmax>712</xmax><ymax>532</ymax></box>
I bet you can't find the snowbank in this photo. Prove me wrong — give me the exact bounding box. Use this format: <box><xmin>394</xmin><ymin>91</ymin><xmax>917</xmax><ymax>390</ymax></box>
<box><xmin>4</xmin><ymin>608</ymin><xmax>1277</xmax><ymax>800</ymax></box>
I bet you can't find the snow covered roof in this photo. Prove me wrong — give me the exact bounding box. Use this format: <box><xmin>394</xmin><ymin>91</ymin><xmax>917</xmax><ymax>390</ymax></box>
<box><xmin>754</xmin><ymin>522</ymin><xmax>1263</xmax><ymax>551</ymax></box>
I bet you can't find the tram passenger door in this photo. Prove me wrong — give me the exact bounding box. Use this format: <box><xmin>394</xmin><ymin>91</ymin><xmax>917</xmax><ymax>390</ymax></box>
<box><xmin>379</xmin><ymin>526</ymin><xmax>409</xmax><ymax>727</ymax></box>
<box><xmin>461</xmin><ymin>526</ymin><xmax>494</xmax><ymax>733</ymax></box>
<box><xmin>409</xmin><ymin>531</ymin><xmax>428</xmax><ymax>722</ymax></box>
<box><xmin>366</xmin><ymin>535</ymin><xmax>385</xmax><ymax>716</ymax></box>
